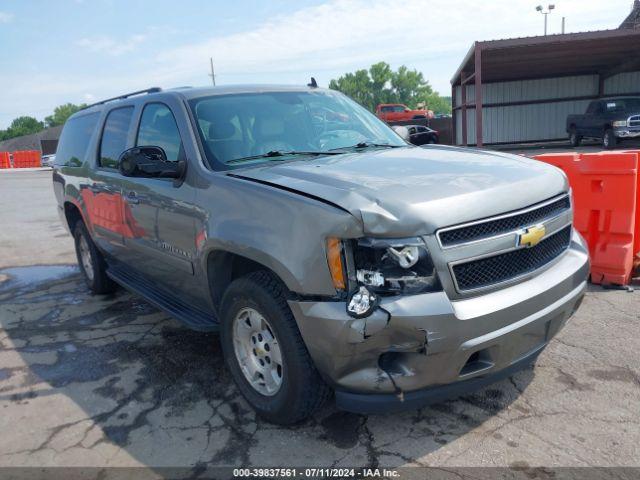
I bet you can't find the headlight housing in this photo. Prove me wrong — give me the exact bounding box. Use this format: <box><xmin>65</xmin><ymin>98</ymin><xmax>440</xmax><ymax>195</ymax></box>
<box><xmin>613</xmin><ymin>120</ymin><xmax>628</xmax><ymax>128</ymax></box>
<box><xmin>351</xmin><ymin>237</ymin><xmax>441</xmax><ymax>296</ymax></box>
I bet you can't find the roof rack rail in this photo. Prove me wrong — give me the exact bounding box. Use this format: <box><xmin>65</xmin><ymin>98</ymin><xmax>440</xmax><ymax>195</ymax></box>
<box><xmin>82</xmin><ymin>87</ymin><xmax>162</xmax><ymax>110</ymax></box>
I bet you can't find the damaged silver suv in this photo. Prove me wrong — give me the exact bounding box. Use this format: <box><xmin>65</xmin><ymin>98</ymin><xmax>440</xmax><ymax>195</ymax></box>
<box><xmin>53</xmin><ymin>85</ymin><xmax>589</xmax><ymax>424</ymax></box>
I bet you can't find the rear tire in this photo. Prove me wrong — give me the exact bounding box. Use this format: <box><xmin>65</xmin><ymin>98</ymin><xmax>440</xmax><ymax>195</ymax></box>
<box><xmin>603</xmin><ymin>129</ymin><xmax>617</xmax><ymax>150</ymax></box>
<box><xmin>73</xmin><ymin>222</ymin><xmax>116</xmax><ymax>294</ymax></box>
<box><xmin>569</xmin><ymin>129</ymin><xmax>582</xmax><ymax>147</ymax></box>
<box><xmin>219</xmin><ymin>271</ymin><xmax>331</xmax><ymax>425</ymax></box>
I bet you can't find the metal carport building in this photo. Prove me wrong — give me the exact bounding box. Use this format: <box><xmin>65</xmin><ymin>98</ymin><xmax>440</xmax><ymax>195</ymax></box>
<box><xmin>451</xmin><ymin>27</ymin><xmax>640</xmax><ymax>147</ymax></box>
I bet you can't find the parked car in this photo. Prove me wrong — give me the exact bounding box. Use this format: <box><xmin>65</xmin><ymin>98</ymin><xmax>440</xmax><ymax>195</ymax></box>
<box><xmin>566</xmin><ymin>97</ymin><xmax>640</xmax><ymax>149</ymax></box>
<box><xmin>41</xmin><ymin>154</ymin><xmax>56</xmax><ymax>168</ymax></box>
<box><xmin>406</xmin><ymin>125</ymin><xmax>439</xmax><ymax>145</ymax></box>
<box><xmin>53</xmin><ymin>85</ymin><xmax>589</xmax><ymax>424</ymax></box>
<box><xmin>375</xmin><ymin>103</ymin><xmax>430</xmax><ymax>122</ymax></box>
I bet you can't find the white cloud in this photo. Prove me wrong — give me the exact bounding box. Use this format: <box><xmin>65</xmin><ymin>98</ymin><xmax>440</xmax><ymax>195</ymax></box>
<box><xmin>0</xmin><ymin>11</ymin><xmax>14</xmax><ymax>23</ymax></box>
<box><xmin>76</xmin><ymin>34</ymin><xmax>147</xmax><ymax>56</ymax></box>
<box><xmin>0</xmin><ymin>0</ymin><xmax>634</xmax><ymax>128</ymax></box>
<box><xmin>154</xmin><ymin>0</ymin><xmax>631</xmax><ymax>88</ymax></box>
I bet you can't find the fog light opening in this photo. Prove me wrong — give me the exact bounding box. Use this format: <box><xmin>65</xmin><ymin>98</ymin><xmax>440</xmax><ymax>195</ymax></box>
<box><xmin>459</xmin><ymin>349</ymin><xmax>494</xmax><ymax>377</ymax></box>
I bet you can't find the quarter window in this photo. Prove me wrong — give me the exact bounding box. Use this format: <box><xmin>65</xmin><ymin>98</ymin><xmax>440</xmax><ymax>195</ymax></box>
<box><xmin>136</xmin><ymin>103</ymin><xmax>183</xmax><ymax>162</ymax></box>
<box><xmin>99</xmin><ymin>107</ymin><xmax>134</xmax><ymax>169</ymax></box>
<box><xmin>55</xmin><ymin>112</ymin><xmax>99</xmax><ymax>167</ymax></box>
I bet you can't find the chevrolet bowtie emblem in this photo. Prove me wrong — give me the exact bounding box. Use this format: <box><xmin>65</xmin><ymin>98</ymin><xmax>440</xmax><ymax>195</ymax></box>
<box><xmin>518</xmin><ymin>224</ymin><xmax>546</xmax><ymax>248</ymax></box>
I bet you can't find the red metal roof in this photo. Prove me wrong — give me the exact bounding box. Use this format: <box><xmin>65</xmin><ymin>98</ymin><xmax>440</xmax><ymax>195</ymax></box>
<box><xmin>451</xmin><ymin>29</ymin><xmax>640</xmax><ymax>85</ymax></box>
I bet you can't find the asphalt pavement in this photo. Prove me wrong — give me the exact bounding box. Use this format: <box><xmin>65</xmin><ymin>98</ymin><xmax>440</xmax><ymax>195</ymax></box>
<box><xmin>0</xmin><ymin>170</ymin><xmax>638</xmax><ymax>475</ymax></box>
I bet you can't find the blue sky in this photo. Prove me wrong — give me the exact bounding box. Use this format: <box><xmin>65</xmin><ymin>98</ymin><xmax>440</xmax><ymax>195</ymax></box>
<box><xmin>0</xmin><ymin>0</ymin><xmax>633</xmax><ymax>128</ymax></box>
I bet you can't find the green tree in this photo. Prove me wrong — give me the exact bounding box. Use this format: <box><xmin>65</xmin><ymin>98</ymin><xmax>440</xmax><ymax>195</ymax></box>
<box><xmin>6</xmin><ymin>116</ymin><xmax>44</xmax><ymax>138</ymax></box>
<box><xmin>329</xmin><ymin>69</ymin><xmax>373</xmax><ymax>110</ymax></box>
<box><xmin>45</xmin><ymin>103</ymin><xmax>86</xmax><ymax>127</ymax></box>
<box><xmin>329</xmin><ymin>62</ymin><xmax>452</xmax><ymax>114</ymax></box>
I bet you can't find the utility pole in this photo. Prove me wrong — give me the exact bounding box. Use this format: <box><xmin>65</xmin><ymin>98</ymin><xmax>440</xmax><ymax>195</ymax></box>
<box><xmin>209</xmin><ymin>57</ymin><xmax>216</xmax><ymax>86</ymax></box>
<box><xmin>561</xmin><ymin>16</ymin><xmax>566</xmax><ymax>34</ymax></box>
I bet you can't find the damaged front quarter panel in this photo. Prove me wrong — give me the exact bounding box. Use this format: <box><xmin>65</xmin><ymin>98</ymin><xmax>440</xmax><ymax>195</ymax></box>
<box><xmin>288</xmin><ymin>290</ymin><xmax>456</xmax><ymax>394</ymax></box>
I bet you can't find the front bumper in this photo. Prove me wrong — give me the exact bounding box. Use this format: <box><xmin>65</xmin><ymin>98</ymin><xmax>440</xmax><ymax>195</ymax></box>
<box><xmin>614</xmin><ymin>127</ymin><xmax>640</xmax><ymax>138</ymax></box>
<box><xmin>335</xmin><ymin>342</ymin><xmax>545</xmax><ymax>414</ymax></box>
<box><xmin>288</xmin><ymin>230</ymin><xmax>589</xmax><ymax>410</ymax></box>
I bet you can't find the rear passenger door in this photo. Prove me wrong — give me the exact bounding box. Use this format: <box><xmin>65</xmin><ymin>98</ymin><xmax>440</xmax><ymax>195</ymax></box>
<box><xmin>118</xmin><ymin>100</ymin><xmax>202</xmax><ymax>302</ymax></box>
<box><xmin>86</xmin><ymin>106</ymin><xmax>135</xmax><ymax>257</ymax></box>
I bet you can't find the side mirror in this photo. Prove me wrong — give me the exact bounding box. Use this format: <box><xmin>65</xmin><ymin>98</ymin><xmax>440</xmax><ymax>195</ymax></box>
<box><xmin>391</xmin><ymin>125</ymin><xmax>410</xmax><ymax>141</ymax></box>
<box><xmin>118</xmin><ymin>146</ymin><xmax>185</xmax><ymax>179</ymax></box>
<box><xmin>404</xmin><ymin>108</ymin><xmax>410</xmax><ymax>112</ymax></box>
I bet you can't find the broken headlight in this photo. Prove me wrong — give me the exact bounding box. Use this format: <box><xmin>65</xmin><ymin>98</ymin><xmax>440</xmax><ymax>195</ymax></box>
<box><xmin>351</xmin><ymin>237</ymin><xmax>441</xmax><ymax>295</ymax></box>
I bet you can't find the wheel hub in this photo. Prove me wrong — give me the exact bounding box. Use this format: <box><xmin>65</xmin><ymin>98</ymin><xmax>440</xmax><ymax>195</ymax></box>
<box><xmin>78</xmin><ymin>235</ymin><xmax>94</xmax><ymax>282</ymax></box>
<box><xmin>232</xmin><ymin>307</ymin><xmax>283</xmax><ymax>396</ymax></box>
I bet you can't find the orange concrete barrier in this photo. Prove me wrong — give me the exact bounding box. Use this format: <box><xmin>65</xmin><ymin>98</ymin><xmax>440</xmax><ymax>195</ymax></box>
<box><xmin>534</xmin><ymin>151</ymin><xmax>639</xmax><ymax>285</ymax></box>
<box><xmin>0</xmin><ymin>152</ymin><xmax>10</xmax><ymax>169</ymax></box>
<box><xmin>11</xmin><ymin>150</ymin><xmax>41</xmax><ymax>168</ymax></box>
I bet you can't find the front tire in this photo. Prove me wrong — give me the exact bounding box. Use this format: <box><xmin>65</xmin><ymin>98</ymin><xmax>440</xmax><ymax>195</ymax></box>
<box><xmin>219</xmin><ymin>271</ymin><xmax>331</xmax><ymax>424</ymax></box>
<box><xmin>73</xmin><ymin>221</ymin><xmax>116</xmax><ymax>294</ymax></box>
<box><xmin>603</xmin><ymin>129</ymin><xmax>617</xmax><ymax>149</ymax></box>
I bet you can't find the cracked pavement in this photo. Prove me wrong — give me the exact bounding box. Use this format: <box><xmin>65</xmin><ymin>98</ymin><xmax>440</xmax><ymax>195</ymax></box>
<box><xmin>0</xmin><ymin>170</ymin><xmax>638</xmax><ymax>470</ymax></box>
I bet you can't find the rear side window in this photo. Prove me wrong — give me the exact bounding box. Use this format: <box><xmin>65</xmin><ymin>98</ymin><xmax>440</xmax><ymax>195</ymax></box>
<box><xmin>586</xmin><ymin>101</ymin><xmax>601</xmax><ymax>115</ymax></box>
<box><xmin>136</xmin><ymin>103</ymin><xmax>183</xmax><ymax>162</ymax></box>
<box><xmin>54</xmin><ymin>113</ymin><xmax>99</xmax><ymax>167</ymax></box>
<box><xmin>99</xmin><ymin>107</ymin><xmax>134</xmax><ymax>169</ymax></box>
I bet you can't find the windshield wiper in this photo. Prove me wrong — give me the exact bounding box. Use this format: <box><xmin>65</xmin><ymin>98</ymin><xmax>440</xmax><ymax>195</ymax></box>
<box><xmin>227</xmin><ymin>150</ymin><xmax>343</xmax><ymax>165</ymax></box>
<box><xmin>328</xmin><ymin>141</ymin><xmax>403</xmax><ymax>151</ymax></box>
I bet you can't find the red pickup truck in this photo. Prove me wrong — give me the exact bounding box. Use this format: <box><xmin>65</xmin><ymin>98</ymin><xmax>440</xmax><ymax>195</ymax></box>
<box><xmin>376</xmin><ymin>103</ymin><xmax>431</xmax><ymax>122</ymax></box>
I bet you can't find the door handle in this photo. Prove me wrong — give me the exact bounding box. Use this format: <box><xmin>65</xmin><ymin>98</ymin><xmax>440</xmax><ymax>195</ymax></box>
<box><xmin>126</xmin><ymin>191</ymin><xmax>139</xmax><ymax>205</ymax></box>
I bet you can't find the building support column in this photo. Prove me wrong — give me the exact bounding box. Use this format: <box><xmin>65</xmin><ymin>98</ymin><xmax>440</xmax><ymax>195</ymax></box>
<box><xmin>451</xmin><ymin>84</ymin><xmax>457</xmax><ymax>145</ymax></box>
<box><xmin>474</xmin><ymin>46</ymin><xmax>483</xmax><ymax>147</ymax></box>
<box><xmin>598</xmin><ymin>74</ymin><xmax>605</xmax><ymax>97</ymax></box>
<box><xmin>461</xmin><ymin>73</ymin><xmax>468</xmax><ymax>146</ymax></box>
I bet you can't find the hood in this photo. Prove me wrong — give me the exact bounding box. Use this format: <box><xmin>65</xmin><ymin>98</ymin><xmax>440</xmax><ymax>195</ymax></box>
<box><xmin>232</xmin><ymin>146</ymin><xmax>568</xmax><ymax>236</ymax></box>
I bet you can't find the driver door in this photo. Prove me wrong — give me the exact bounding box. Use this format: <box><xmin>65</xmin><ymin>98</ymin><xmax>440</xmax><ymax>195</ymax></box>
<box><xmin>117</xmin><ymin>100</ymin><xmax>202</xmax><ymax>305</ymax></box>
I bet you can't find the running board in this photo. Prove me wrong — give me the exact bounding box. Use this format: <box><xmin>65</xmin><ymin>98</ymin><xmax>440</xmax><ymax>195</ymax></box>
<box><xmin>107</xmin><ymin>264</ymin><xmax>219</xmax><ymax>332</ymax></box>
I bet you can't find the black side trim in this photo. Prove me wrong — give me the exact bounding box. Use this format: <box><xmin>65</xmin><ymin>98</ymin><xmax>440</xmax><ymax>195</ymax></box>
<box><xmin>334</xmin><ymin>345</ymin><xmax>544</xmax><ymax>415</ymax></box>
<box><xmin>227</xmin><ymin>173</ymin><xmax>352</xmax><ymax>215</ymax></box>
<box><xmin>107</xmin><ymin>262</ymin><xmax>218</xmax><ymax>332</ymax></box>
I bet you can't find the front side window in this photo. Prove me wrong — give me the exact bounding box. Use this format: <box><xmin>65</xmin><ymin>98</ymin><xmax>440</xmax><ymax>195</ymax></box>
<box><xmin>393</xmin><ymin>105</ymin><xmax>407</xmax><ymax>112</ymax></box>
<box><xmin>136</xmin><ymin>103</ymin><xmax>183</xmax><ymax>161</ymax></box>
<box><xmin>99</xmin><ymin>107</ymin><xmax>134</xmax><ymax>169</ymax></box>
<box><xmin>189</xmin><ymin>90</ymin><xmax>406</xmax><ymax>170</ymax></box>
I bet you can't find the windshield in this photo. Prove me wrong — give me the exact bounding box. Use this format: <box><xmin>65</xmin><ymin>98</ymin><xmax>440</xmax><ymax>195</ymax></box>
<box><xmin>189</xmin><ymin>90</ymin><xmax>407</xmax><ymax>170</ymax></box>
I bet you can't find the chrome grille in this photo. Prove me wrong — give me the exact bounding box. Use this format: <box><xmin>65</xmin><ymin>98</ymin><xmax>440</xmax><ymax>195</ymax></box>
<box><xmin>451</xmin><ymin>225</ymin><xmax>572</xmax><ymax>292</ymax></box>
<box><xmin>629</xmin><ymin>115</ymin><xmax>640</xmax><ymax>129</ymax></box>
<box><xmin>438</xmin><ymin>195</ymin><xmax>570</xmax><ymax>247</ymax></box>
